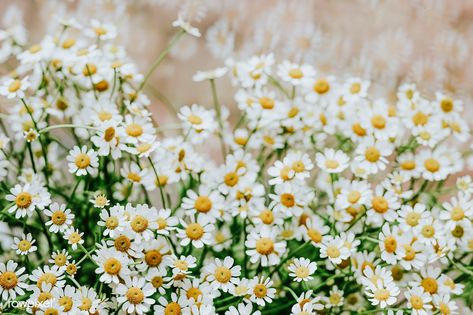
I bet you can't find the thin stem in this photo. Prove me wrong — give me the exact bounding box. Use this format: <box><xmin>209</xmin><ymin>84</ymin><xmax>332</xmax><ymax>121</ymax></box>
<box><xmin>148</xmin><ymin>157</ymin><xmax>167</xmax><ymax>209</ymax></box>
<box><xmin>209</xmin><ymin>78</ymin><xmax>227</xmax><ymax>159</ymax></box>
<box><xmin>39</xmin><ymin>124</ymin><xmax>99</xmax><ymax>134</ymax></box>
<box><xmin>138</xmin><ymin>29</ymin><xmax>185</xmax><ymax>92</ymax></box>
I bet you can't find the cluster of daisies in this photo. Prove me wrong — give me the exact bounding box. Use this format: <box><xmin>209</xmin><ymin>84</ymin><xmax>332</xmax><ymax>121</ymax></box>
<box><xmin>0</xmin><ymin>17</ymin><xmax>472</xmax><ymax>315</ymax></box>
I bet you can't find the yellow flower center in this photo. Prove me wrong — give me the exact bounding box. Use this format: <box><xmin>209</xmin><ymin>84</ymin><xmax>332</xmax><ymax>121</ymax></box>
<box><xmin>145</xmin><ymin>250</ymin><xmax>163</xmax><ymax>267</ymax></box>
<box><xmin>224</xmin><ymin>172</ymin><xmax>239</xmax><ymax>187</ymax></box>
<box><xmin>256</xmin><ymin>237</ymin><xmax>274</xmax><ymax>255</ymax></box>
<box><xmin>94</xmin><ymin>26</ymin><xmax>107</xmax><ymax>36</ymax></box>
<box><xmin>350</xmin><ymin>83</ymin><xmax>361</xmax><ymax>94</ymax></box>
<box><xmin>54</xmin><ymin>254</ymin><xmax>67</xmax><ymax>266</ymax></box>
<box><xmin>439</xmin><ymin>302</ymin><xmax>451</xmax><ymax>315</ymax></box>
<box><xmin>186</xmin><ymin>287</ymin><xmax>202</xmax><ymax>301</ymax></box>
<box><xmin>424</xmin><ymin>158</ymin><xmax>440</xmax><ymax>173</ymax></box>
<box><xmin>66</xmin><ymin>264</ymin><xmax>77</xmax><ymax>275</ymax></box>
<box><xmin>421</xmin><ymin>277</ymin><xmax>438</xmax><ymax>294</ymax></box>
<box><xmin>452</xmin><ymin>225</ymin><xmax>464</xmax><ymax>238</ymax></box>
<box><xmin>384</xmin><ymin>236</ymin><xmax>397</xmax><ymax>253</ymax></box>
<box><xmin>105</xmin><ymin>216</ymin><xmax>119</xmax><ymax>230</ymax></box>
<box><xmin>59</xmin><ymin>296</ymin><xmax>73</xmax><ymax>312</ymax></box>
<box><xmin>410</xmin><ymin>295</ymin><xmax>424</xmax><ymax>310</ymax></box>
<box><xmin>82</xmin><ymin>63</ymin><xmax>97</xmax><ymax>76</ymax></box>
<box><xmin>326</xmin><ymin>245</ymin><xmax>341</xmax><ymax>258</ymax></box>
<box><xmin>15</xmin><ymin>192</ymin><xmax>32</xmax><ymax>208</ymax></box>
<box><xmin>451</xmin><ymin>207</ymin><xmax>464</xmax><ymax>221</ymax></box>
<box><xmin>8</xmin><ymin>80</ymin><xmax>21</xmax><ymax>93</ymax></box>
<box><xmin>440</xmin><ymin>98</ymin><xmax>453</xmax><ymax>112</ymax></box>
<box><xmin>80</xmin><ymin>297</ymin><xmax>92</xmax><ymax>311</ymax></box>
<box><xmin>18</xmin><ymin>239</ymin><xmax>32</xmax><ymax>252</ymax></box>
<box><xmin>365</xmin><ymin>147</ymin><xmax>381</xmax><ymax>163</ymax></box>
<box><xmin>347</xmin><ymin>191</ymin><xmax>361</xmax><ymax>204</ymax></box>
<box><xmin>151</xmin><ymin>276</ymin><xmax>163</xmax><ymax>288</ymax></box>
<box><xmin>259</xmin><ymin>210</ymin><xmax>274</xmax><ymax>225</ymax></box>
<box><xmin>98</xmin><ymin>111</ymin><xmax>112</xmax><ymax>121</ymax></box>
<box><xmin>372</xmin><ymin>196</ymin><xmax>389</xmax><ymax>213</ymax></box>
<box><xmin>253</xmin><ymin>284</ymin><xmax>268</xmax><ymax>298</ymax></box>
<box><xmin>421</xmin><ymin>225</ymin><xmax>435</xmax><ymax>238</ymax></box>
<box><xmin>187</xmin><ymin>115</ymin><xmax>202</xmax><ymax>125</ymax></box>
<box><xmin>126</xmin><ymin>123</ymin><xmax>143</xmax><ymax>137</ymax></box>
<box><xmin>186</xmin><ymin>223</ymin><xmax>204</xmax><ymax>240</ymax></box>
<box><xmin>126</xmin><ymin>287</ymin><xmax>144</xmax><ymax>304</ymax></box>
<box><xmin>165</xmin><ymin>302</ymin><xmax>181</xmax><ymax>315</ymax></box>
<box><xmin>127</xmin><ymin>172</ymin><xmax>141</xmax><ymax>182</ymax></box>
<box><xmin>104</xmin><ymin>127</ymin><xmax>115</xmax><ymax>142</ymax></box>
<box><xmin>313</xmin><ymin>79</ymin><xmax>330</xmax><ymax>94</ymax></box>
<box><xmin>294</xmin><ymin>266</ymin><xmax>310</xmax><ymax>279</ymax></box>
<box><xmin>68</xmin><ymin>232</ymin><xmax>81</xmax><ymax>244</ymax></box>
<box><xmin>325</xmin><ymin>159</ymin><xmax>339</xmax><ymax>169</ymax></box>
<box><xmin>289</xmin><ymin>68</ymin><xmax>303</xmax><ymax>79</ymax></box>
<box><xmin>406</xmin><ymin>212</ymin><xmax>420</xmax><ymax>226</ymax></box>
<box><xmin>292</xmin><ymin>161</ymin><xmax>305</xmax><ymax>173</ymax></box>
<box><xmin>94</xmin><ymin>80</ymin><xmax>109</xmax><ymax>92</ymax></box>
<box><xmin>373</xmin><ymin>288</ymin><xmax>390</xmax><ymax>301</ymax></box>
<box><xmin>259</xmin><ymin>97</ymin><xmax>275</xmax><ymax>110</ymax></box>
<box><xmin>75</xmin><ymin>153</ymin><xmax>90</xmax><ymax>169</ymax></box>
<box><xmin>280</xmin><ymin>193</ymin><xmax>295</xmax><ymax>207</ymax></box>
<box><xmin>412</xmin><ymin>112</ymin><xmax>428</xmax><ymax>126</ymax></box>
<box><xmin>114</xmin><ymin>235</ymin><xmax>131</xmax><ymax>252</ymax></box>
<box><xmin>37</xmin><ymin>273</ymin><xmax>57</xmax><ymax>288</ymax></box>
<box><xmin>371</xmin><ymin>115</ymin><xmax>386</xmax><ymax>129</ymax></box>
<box><xmin>0</xmin><ymin>271</ymin><xmax>18</xmax><ymax>289</ymax></box>
<box><xmin>287</xmin><ymin>106</ymin><xmax>299</xmax><ymax>118</ymax></box>
<box><xmin>215</xmin><ymin>266</ymin><xmax>232</xmax><ymax>283</ymax></box>
<box><xmin>62</xmin><ymin>38</ymin><xmax>76</xmax><ymax>49</ymax></box>
<box><xmin>307</xmin><ymin>229</ymin><xmax>322</xmax><ymax>243</ymax></box>
<box><xmin>401</xmin><ymin>160</ymin><xmax>416</xmax><ymax>170</ymax></box>
<box><xmin>51</xmin><ymin>211</ymin><xmax>67</xmax><ymax>225</ymax></box>
<box><xmin>43</xmin><ymin>309</ymin><xmax>58</xmax><ymax>315</ymax></box>
<box><xmin>131</xmin><ymin>215</ymin><xmax>148</xmax><ymax>233</ymax></box>
<box><xmin>352</xmin><ymin>123</ymin><xmax>366</xmax><ymax>136</ymax></box>
<box><xmin>174</xmin><ymin>260</ymin><xmax>188</xmax><ymax>271</ymax></box>
<box><xmin>195</xmin><ymin>196</ymin><xmax>212</xmax><ymax>213</ymax></box>
<box><xmin>104</xmin><ymin>258</ymin><xmax>121</xmax><ymax>275</ymax></box>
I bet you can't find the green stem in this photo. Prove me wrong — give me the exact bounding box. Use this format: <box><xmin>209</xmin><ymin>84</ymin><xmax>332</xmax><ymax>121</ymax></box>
<box><xmin>209</xmin><ymin>78</ymin><xmax>227</xmax><ymax>159</ymax></box>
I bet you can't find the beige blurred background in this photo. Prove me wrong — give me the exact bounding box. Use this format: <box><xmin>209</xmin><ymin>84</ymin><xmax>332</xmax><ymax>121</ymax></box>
<box><xmin>1</xmin><ymin>0</ymin><xmax>473</xmax><ymax>121</ymax></box>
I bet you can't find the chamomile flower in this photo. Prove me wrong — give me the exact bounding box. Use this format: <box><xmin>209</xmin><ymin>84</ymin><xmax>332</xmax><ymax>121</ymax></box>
<box><xmin>0</xmin><ymin>76</ymin><xmax>30</xmax><ymax>98</ymax></box>
<box><xmin>181</xmin><ymin>186</ymin><xmax>223</xmax><ymax>221</ymax></box>
<box><xmin>246</xmin><ymin>225</ymin><xmax>286</xmax><ymax>267</ymax></box>
<box><xmin>277</xmin><ymin>60</ymin><xmax>315</xmax><ymax>86</ymax></box>
<box><xmin>6</xmin><ymin>183</ymin><xmax>51</xmax><ymax>218</ymax></box>
<box><xmin>116</xmin><ymin>276</ymin><xmax>156</xmax><ymax>314</ymax></box>
<box><xmin>316</xmin><ymin>148</ymin><xmax>350</xmax><ymax>173</ymax></box>
<box><xmin>67</xmin><ymin>145</ymin><xmax>99</xmax><ymax>176</ymax></box>
<box><xmin>225</xmin><ymin>302</ymin><xmax>261</xmax><ymax>315</ymax></box>
<box><xmin>204</xmin><ymin>257</ymin><xmax>241</xmax><ymax>292</ymax></box>
<box><xmin>12</xmin><ymin>233</ymin><xmax>37</xmax><ymax>255</ymax></box>
<box><xmin>405</xmin><ymin>286</ymin><xmax>432</xmax><ymax>315</ymax></box>
<box><xmin>156</xmin><ymin>208</ymin><xmax>179</xmax><ymax>236</ymax></box>
<box><xmin>177</xmin><ymin>215</ymin><xmax>214</xmax><ymax>248</ymax></box>
<box><xmin>98</xmin><ymin>204</ymin><xmax>126</xmax><ymax>237</ymax></box>
<box><xmin>287</xmin><ymin>257</ymin><xmax>317</xmax><ymax>282</ymax></box>
<box><xmin>63</xmin><ymin>228</ymin><xmax>84</xmax><ymax>250</ymax></box>
<box><xmin>249</xmin><ymin>276</ymin><xmax>276</xmax><ymax>306</ymax></box>
<box><xmin>44</xmin><ymin>202</ymin><xmax>74</xmax><ymax>233</ymax></box>
<box><xmin>319</xmin><ymin>236</ymin><xmax>351</xmax><ymax>265</ymax></box>
<box><xmin>440</xmin><ymin>192</ymin><xmax>473</xmax><ymax>231</ymax></box>
<box><xmin>0</xmin><ymin>260</ymin><xmax>28</xmax><ymax>300</ymax></box>
<box><xmin>93</xmin><ymin>247</ymin><xmax>131</xmax><ymax>284</ymax></box>
<box><xmin>354</xmin><ymin>137</ymin><xmax>393</xmax><ymax>174</ymax></box>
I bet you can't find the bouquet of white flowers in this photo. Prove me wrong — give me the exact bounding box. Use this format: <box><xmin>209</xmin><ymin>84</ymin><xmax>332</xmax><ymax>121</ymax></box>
<box><xmin>0</xmin><ymin>16</ymin><xmax>472</xmax><ymax>315</ymax></box>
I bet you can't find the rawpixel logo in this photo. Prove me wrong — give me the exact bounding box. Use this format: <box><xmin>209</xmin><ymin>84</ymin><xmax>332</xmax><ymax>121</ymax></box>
<box><xmin>2</xmin><ymin>299</ymin><xmax>54</xmax><ymax>310</ymax></box>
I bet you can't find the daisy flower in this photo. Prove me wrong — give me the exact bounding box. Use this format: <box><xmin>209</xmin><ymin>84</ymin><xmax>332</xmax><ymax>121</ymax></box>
<box><xmin>127</xmin><ymin>203</ymin><xmax>159</xmax><ymax>243</ymax></box>
<box><xmin>343</xmin><ymin>77</ymin><xmax>370</xmax><ymax>102</ymax></box>
<box><xmin>12</xmin><ymin>233</ymin><xmax>37</xmax><ymax>255</ymax></box>
<box><xmin>301</xmin><ymin>217</ymin><xmax>330</xmax><ymax>246</ymax></box>
<box><xmin>319</xmin><ymin>236</ymin><xmax>351</xmax><ymax>265</ymax></box>
<box><xmin>269</xmin><ymin>182</ymin><xmax>314</xmax><ymax>217</ymax></box>
<box><xmin>325</xmin><ymin>285</ymin><xmax>345</xmax><ymax>307</ymax></box>
<box><xmin>193</xmin><ymin>67</ymin><xmax>228</xmax><ymax>82</ymax></box>
<box><xmin>181</xmin><ymin>186</ymin><xmax>224</xmax><ymax>221</ymax></box>
<box><xmin>204</xmin><ymin>256</ymin><xmax>241</xmax><ymax>292</ymax></box>
<box><xmin>316</xmin><ymin>148</ymin><xmax>350</xmax><ymax>173</ymax></box>
<box><xmin>6</xmin><ymin>183</ymin><xmax>51</xmax><ymax>218</ymax></box>
<box><xmin>86</xmin><ymin>19</ymin><xmax>117</xmax><ymax>40</ymax></box>
<box><xmin>177</xmin><ymin>215</ymin><xmax>214</xmax><ymax>248</ymax></box>
<box><xmin>378</xmin><ymin>224</ymin><xmax>401</xmax><ymax>265</ymax></box>
<box><xmin>225</xmin><ymin>302</ymin><xmax>261</xmax><ymax>315</ymax></box>
<box><xmin>66</xmin><ymin>145</ymin><xmax>99</xmax><ymax>176</ymax></box>
<box><xmin>44</xmin><ymin>202</ymin><xmax>74</xmax><ymax>233</ymax></box>
<box><xmin>0</xmin><ymin>260</ymin><xmax>28</xmax><ymax>300</ymax></box>
<box><xmin>89</xmin><ymin>193</ymin><xmax>109</xmax><ymax>208</ymax></box>
<box><xmin>63</xmin><ymin>228</ymin><xmax>84</xmax><ymax>250</ymax></box>
<box><xmin>245</xmin><ymin>225</ymin><xmax>286</xmax><ymax>267</ymax></box>
<box><xmin>249</xmin><ymin>276</ymin><xmax>276</xmax><ymax>306</ymax></box>
<box><xmin>440</xmin><ymin>192</ymin><xmax>473</xmax><ymax>231</ymax></box>
<box><xmin>0</xmin><ymin>76</ymin><xmax>30</xmax><ymax>98</ymax></box>
<box><xmin>30</xmin><ymin>264</ymin><xmax>66</xmax><ymax>288</ymax></box>
<box><xmin>416</xmin><ymin>148</ymin><xmax>451</xmax><ymax>181</ymax></box>
<box><xmin>178</xmin><ymin>104</ymin><xmax>217</xmax><ymax>143</ymax></box>
<box><xmin>98</xmin><ymin>204</ymin><xmax>126</xmax><ymax>237</ymax></box>
<box><xmin>433</xmin><ymin>294</ymin><xmax>459</xmax><ymax>315</ymax></box>
<box><xmin>172</xmin><ymin>15</ymin><xmax>201</xmax><ymax>37</ymax></box>
<box><xmin>93</xmin><ymin>247</ymin><xmax>131</xmax><ymax>284</ymax></box>
<box><xmin>409</xmin><ymin>266</ymin><xmax>442</xmax><ymax>295</ymax></box>
<box><xmin>354</xmin><ymin>137</ymin><xmax>393</xmax><ymax>174</ymax></box>
<box><xmin>155</xmin><ymin>292</ymin><xmax>188</xmax><ymax>314</ymax></box>
<box><xmin>116</xmin><ymin>276</ymin><xmax>156</xmax><ymax>314</ymax></box>
<box><xmin>49</xmin><ymin>249</ymin><xmax>71</xmax><ymax>269</ymax></box>
<box><xmin>398</xmin><ymin>203</ymin><xmax>430</xmax><ymax>232</ymax></box>
<box><xmin>287</xmin><ymin>257</ymin><xmax>317</xmax><ymax>282</ymax></box>
<box><xmin>405</xmin><ymin>286</ymin><xmax>432</xmax><ymax>315</ymax></box>
<box><xmin>145</xmin><ymin>269</ymin><xmax>168</xmax><ymax>295</ymax></box>
<box><xmin>277</xmin><ymin>60</ymin><xmax>315</xmax><ymax>86</ymax></box>
<box><xmin>155</xmin><ymin>208</ymin><xmax>179</xmax><ymax>236</ymax></box>
<box><xmin>366</xmin><ymin>185</ymin><xmax>400</xmax><ymax>226</ymax></box>
<box><xmin>91</xmin><ymin>119</ymin><xmax>128</xmax><ymax>160</ymax></box>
